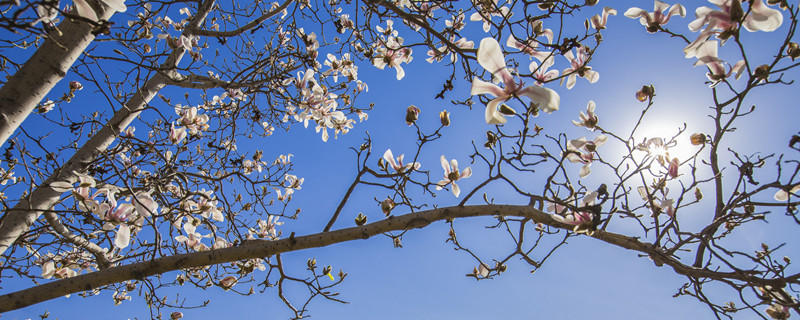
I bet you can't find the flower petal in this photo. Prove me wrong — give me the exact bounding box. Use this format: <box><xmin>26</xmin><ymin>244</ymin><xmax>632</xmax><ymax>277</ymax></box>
<box><xmin>518</xmin><ymin>86</ymin><xmax>560</xmax><ymax>113</ymax></box>
<box><xmin>115</xmin><ymin>224</ymin><xmax>131</xmax><ymax>249</ymax></box>
<box><xmin>485</xmin><ymin>98</ymin><xmax>507</xmax><ymax>125</ymax></box>
<box><xmin>743</xmin><ymin>0</ymin><xmax>783</xmax><ymax>32</ymax></box>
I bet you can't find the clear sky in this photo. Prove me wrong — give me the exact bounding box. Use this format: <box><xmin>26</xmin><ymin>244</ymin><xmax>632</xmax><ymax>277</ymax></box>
<box><xmin>3</xmin><ymin>0</ymin><xmax>799</xmax><ymax>319</ymax></box>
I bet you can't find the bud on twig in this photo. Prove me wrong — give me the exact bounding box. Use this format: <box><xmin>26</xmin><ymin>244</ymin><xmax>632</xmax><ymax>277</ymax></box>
<box><xmin>406</xmin><ymin>105</ymin><xmax>420</xmax><ymax>125</ymax></box>
<box><xmin>355</xmin><ymin>212</ymin><xmax>367</xmax><ymax>226</ymax></box>
<box><xmin>439</xmin><ymin>110</ymin><xmax>450</xmax><ymax>127</ymax></box>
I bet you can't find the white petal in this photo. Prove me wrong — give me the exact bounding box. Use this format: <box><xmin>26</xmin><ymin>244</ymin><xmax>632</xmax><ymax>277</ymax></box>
<box><xmin>579</xmin><ymin>164</ymin><xmax>591</xmax><ymax>178</ymax></box>
<box><xmin>477</xmin><ymin>38</ymin><xmax>509</xmax><ymax>77</ymax></box>
<box><xmin>115</xmin><ymin>224</ymin><xmax>131</xmax><ymax>248</ymax></box>
<box><xmin>73</xmin><ymin>0</ymin><xmax>98</xmax><ymax>21</ymax></box>
<box><xmin>485</xmin><ymin>99</ymin><xmax>507</xmax><ymax>125</ymax></box>
<box><xmin>50</xmin><ymin>181</ymin><xmax>73</xmax><ymax>193</ymax></box>
<box><xmin>518</xmin><ymin>86</ymin><xmax>560</xmax><ymax>113</ymax></box>
<box><xmin>100</xmin><ymin>0</ymin><xmax>127</xmax><ymax>13</ymax></box>
<box><xmin>743</xmin><ymin>0</ymin><xmax>783</xmax><ymax>32</ymax></box>
<box><xmin>451</xmin><ymin>181</ymin><xmax>461</xmax><ymax>197</ymax></box>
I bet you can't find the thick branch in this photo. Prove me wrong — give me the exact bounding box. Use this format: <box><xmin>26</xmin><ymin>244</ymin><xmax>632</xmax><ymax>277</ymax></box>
<box><xmin>0</xmin><ymin>204</ymin><xmax>789</xmax><ymax>312</ymax></box>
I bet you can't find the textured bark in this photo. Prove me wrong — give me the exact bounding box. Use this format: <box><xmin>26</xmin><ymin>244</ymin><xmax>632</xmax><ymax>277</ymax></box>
<box><xmin>0</xmin><ymin>9</ymin><xmax>114</xmax><ymax>147</ymax></box>
<box><xmin>0</xmin><ymin>204</ymin><xmax>783</xmax><ymax>312</ymax></box>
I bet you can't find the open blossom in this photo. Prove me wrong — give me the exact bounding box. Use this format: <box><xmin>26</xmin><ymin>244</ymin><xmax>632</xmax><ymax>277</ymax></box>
<box><xmin>436</xmin><ymin>156</ymin><xmax>472</xmax><ymax>197</ymax></box>
<box><xmin>529</xmin><ymin>54</ymin><xmax>559</xmax><ymax>86</ymax></box>
<box><xmin>589</xmin><ymin>7</ymin><xmax>617</xmax><ymax>30</ymax></box>
<box><xmin>175</xmin><ymin>218</ymin><xmax>210</xmax><ymax>251</ymax></box>
<box><xmin>638</xmin><ymin>186</ymin><xmax>676</xmax><ymax>217</ymax></box>
<box><xmin>684</xmin><ymin>0</ymin><xmax>783</xmax><ymax>58</ymax></box>
<box><xmin>255</xmin><ymin>215</ymin><xmax>282</xmax><ymax>239</ymax></box>
<box><xmin>624</xmin><ymin>0</ymin><xmax>686</xmax><ymax>33</ymax></box>
<box><xmin>169</xmin><ymin>124</ymin><xmax>187</xmax><ymax>144</ymax></box>
<box><xmin>383</xmin><ymin>149</ymin><xmax>421</xmax><ymax>173</ymax></box>
<box><xmin>565</xmin><ymin>135</ymin><xmax>607</xmax><ymax>178</ymax></box>
<box><xmin>470</xmin><ymin>0</ymin><xmax>511</xmax><ymax>32</ymax></box>
<box><xmin>549</xmin><ymin>191</ymin><xmax>599</xmax><ymax>235</ymax></box>
<box><xmin>572</xmin><ymin>100</ymin><xmax>599</xmax><ymax>130</ymax></box>
<box><xmin>471</xmin><ymin>38</ymin><xmax>560</xmax><ymax>125</ymax></box>
<box><xmin>562</xmin><ymin>45</ymin><xmax>599</xmax><ymax>90</ymax></box>
<box><xmin>372</xmin><ymin>36</ymin><xmax>413</xmax><ymax>80</ymax></box>
<box><xmin>692</xmin><ymin>40</ymin><xmax>745</xmax><ymax>86</ymax></box>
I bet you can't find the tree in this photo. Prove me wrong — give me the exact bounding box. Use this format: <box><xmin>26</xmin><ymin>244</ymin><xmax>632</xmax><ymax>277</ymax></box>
<box><xmin>0</xmin><ymin>0</ymin><xmax>798</xmax><ymax>318</ymax></box>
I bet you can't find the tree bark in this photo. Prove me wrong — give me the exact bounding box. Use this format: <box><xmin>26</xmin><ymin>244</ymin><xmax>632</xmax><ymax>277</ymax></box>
<box><xmin>0</xmin><ymin>9</ymin><xmax>115</xmax><ymax>147</ymax></box>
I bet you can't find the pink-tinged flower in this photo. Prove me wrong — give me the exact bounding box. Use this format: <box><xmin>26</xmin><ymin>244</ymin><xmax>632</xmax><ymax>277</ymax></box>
<box><xmin>471</xmin><ymin>38</ymin><xmax>560</xmax><ymax>125</ymax></box>
<box><xmin>383</xmin><ymin>149</ymin><xmax>421</xmax><ymax>173</ymax></box>
<box><xmin>637</xmin><ymin>186</ymin><xmax>676</xmax><ymax>218</ymax></box>
<box><xmin>220</xmin><ymin>276</ymin><xmax>238</xmax><ymax>290</ymax></box>
<box><xmin>529</xmin><ymin>54</ymin><xmax>559</xmax><ymax>86</ymax></box>
<box><xmin>624</xmin><ymin>1</ymin><xmax>686</xmax><ymax>33</ymax></box>
<box><xmin>690</xmin><ymin>0</ymin><xmax>782</xmax><ymax>33</ymax></box>
<box><xmin>175</xmin><ymin>218</ymin><xmax>210</xmax><ymax>251</ymax></box>
<box><xmin>549</xmin><ymin>191</ymin><xmax>599</xmax><ymax>235</ymax></box>
<box><xmin>684</xmin><ymin>0</ymin><xmax>782</xmax><ymax>57</ymax></box>
<box><xmin>774</xmin><ymin>184</ymin><xmax>800</xmax><ymax>201</ymax></box>
<box><xmin>436</xmin><ymin>155</ymin><xmax>472</xmax><ymax>197</ymax></box>
<box><xmin>372</xmin><ymin>36</ymin><xmax>413</xmax><ymax>80</ymax></box>
<box><xmin>169</xmin><ymin>124</ymin><xmax>187</xmax><ymax>144</ymax></box>
<box><xmin>589</xmin><ymin>7</ymin><xmax>617</xmax><ymax>30</ymax></box>
<box><xmin>133</xmin><ymin>191</ymin><xmax>157</xmax><ymax>217</ymax></box>
<box><xmin>572</xmin><ymin>100</ymin><xmax>599</xmax><ymax>130</ymax></box>
<box><xmin>562</xmin><ymin>46</ymin><xmax>599</xmax><ymax>90</ymax></box>
<box><xmin>256</xmin><ymin>215</ymin><xmax>282</xmax><ymax>239</ymax></box>
<box><xmin>470</xmin><ymin>0</ymin><xmax>511</xmax><ymax>32</ymax></box>
<box><xmin>692</xmin><ymin>40</ymin><xmax>746</xmax><ymax>86</ymax></box>
<box><xmin>668</xmin><ymin>157</ymin><xmax>679</xmax><ymax>178</ymax></box>
<box><xmin>565</xmin><ymin>135</ymin><xmax>607</xmax><ymax>178</ymax></box>
<box><xmin>765</xmin><ymin>303</ymin><xmax>790</xmax><ymax>319</ymax></box>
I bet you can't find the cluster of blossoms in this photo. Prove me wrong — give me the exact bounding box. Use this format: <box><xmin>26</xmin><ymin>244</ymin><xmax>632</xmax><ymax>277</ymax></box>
<box><xmin>548</xmin><ymin>191</ymin><xmax>599</xmax><ymax>235</ymax></box>
<box><xmin>626</xmin><ymin>0</ymin><xmax>783</xmax><ymax>86</ymax></box>
<box><xmin>371</xmin><ymin>20</ymin><xmax>414</xmax><ymax>80</ymax></box>
<box><xmin>249</xmin><ymin>215</ymin><xmax>283</xmax><ymax>240</ymax></box>
<box><xmin>283</xmin><ymin>69</ymin><xmax>356</xmax><ymax>142</ymax></box>
<box><xmin>471</xmin><ymin>38</ymin><xmax>560</xmax><ymax>125</ymax></box>
<box><xmin>34</xmin><ymin>248</ymin><xmax>99</xmax><ymax>280</ymax></box>
<box><xmin>181</xmin><ymin>189</ymin><xmax>225</xmax><ymax>222</ymax></box>
<box><xmin>51</xmin><ymin>173</ymin><xmax>158</xmax><ymax>249</ymax></box>
<box><xmin>170</xmin><ymin>104</ymin><xmax>211</xmax><ymax>144</ymax></box>
<box><xmin>276</xmin><ymin>173</ymin><xmax>304</xmax><ymax>202</ymax></box>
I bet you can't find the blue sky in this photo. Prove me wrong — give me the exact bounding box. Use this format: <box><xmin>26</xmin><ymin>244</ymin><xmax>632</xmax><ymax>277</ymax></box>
<box><xmin>3</xmin><ymin>0</ymin><xmax>800</xmax><ymax>319</ymax></box>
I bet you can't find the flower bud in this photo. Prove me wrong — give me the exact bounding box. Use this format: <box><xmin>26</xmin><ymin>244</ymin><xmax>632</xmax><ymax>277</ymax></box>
<box><xmin>322</xmin><ymin>265</ymin><xmax>332</xmax><ymax>275</ymax></box>
<box><xmin>786</xmin><ymin>42</ymin><xmax>800</xmax><ymax>60</ymax></box>
<box><xmin>171</xmin><ymin>312</ymin><xmax>184</xmax><ymax>320</ymax></box>
<box><xmin>754</xmin><ymin>64</ymin><xmax>770</xmax><ymax>82</ymax></box>
<box><xmin>498</xmin><ymin>104</ymin><xmax>516</xmax><ymax>116</ymax></box>
<box><xmin>307</xmin><ymin>258</ymin><xmax>317</xmax><ymax>269</ymax></box>
<box><xmin>439</xmin><ymin>110</ymin><xmax>450</xmax><ymax>127</ymax></box>
<box><xmin>636</xmin><ymin>85</ymin><xmax>655</xmax><ymax>102</ymax></box>
<box><xmin>219</xmin><ymin>276</ymin><xmax>237</xmax><ymax>290</ymax></box>
<box><xmin>405</xmin><ymin>105</ymin><xmax>420</xmax><ymax>125</ymax></box>
<box><xmin>69</xmin><ymin>81</ymin><xmax>83</xmax><ymax>91</ymax></box>
<box><xmin>355</xmin><ymin>212</ymin><xmax>367</xmax><ymax>226</ymax></box>
<box><xmin>380</xmin><ymin>198</ymin><xmax>396</xmax><ymax>216</ymax></box>
<box><xmin>484</xmin><ymin>131</ymin><xmax>498</xmax><ymax>149</ymax></box>
<box><xmin>690</xmin><ymin>133</ymin><xmax>707</xmax><ymax>145</ymax></box>
<box><xmin>694</xmin><ymin>187</ymin><xmax>703</xmax><ymax>201</ymax></box>
<box><xmin>585</xmin><ymin>0</ymin><xmax>598</xmax><ymax>5</ymax></box>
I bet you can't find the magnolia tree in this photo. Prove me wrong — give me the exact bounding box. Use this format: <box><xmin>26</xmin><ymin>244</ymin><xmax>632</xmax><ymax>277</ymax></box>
<box><xmin>0</xmin><ymin>0</ymin><xmax>798</xmax><ymax>318</ymax></box>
